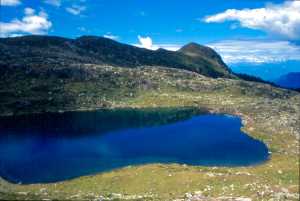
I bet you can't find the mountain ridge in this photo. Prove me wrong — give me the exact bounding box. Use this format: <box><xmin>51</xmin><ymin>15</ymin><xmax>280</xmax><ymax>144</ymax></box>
<box><xmin>1</xmin><ymin>34</ymin><xmax>298</xmax><ymax>119</ymax></box>
<box><xmin>0</xmin><ymin>35</ymin><xmax>234</xmax><ymax>79</ymax></box>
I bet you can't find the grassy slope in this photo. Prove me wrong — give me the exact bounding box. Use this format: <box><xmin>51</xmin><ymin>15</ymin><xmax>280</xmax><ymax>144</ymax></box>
<box><xmin>0</xmin><ymin>65</ymin><xmax>299</xmax><ymax>200</ymax></box>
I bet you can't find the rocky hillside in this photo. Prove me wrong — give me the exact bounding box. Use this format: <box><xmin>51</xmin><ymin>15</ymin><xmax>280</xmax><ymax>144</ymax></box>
<box><xmin>0</xmin><ymin>35</ymin><xmax>233</xmax><ymax>78</ymax></box>
<box><xmin>0</xmin><ymin>35</ymin><xmax>298</xmax><ymax>123</ymax></box>
<box><xmin>0</xmin><ymin>64</ymin><xmax>299</xmax><ymax>201</ymax></box>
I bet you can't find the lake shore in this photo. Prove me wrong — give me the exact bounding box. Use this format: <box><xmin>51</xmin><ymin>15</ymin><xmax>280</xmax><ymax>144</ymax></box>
<box><xmin>0</xmin><ymin>102</ymin><xmax>299</xmax><ymax>200</ymax></box>
<box><xmin>0</xmin><ymin>66</ymin><xmax>299</xmax><ymax>200</ymax></box>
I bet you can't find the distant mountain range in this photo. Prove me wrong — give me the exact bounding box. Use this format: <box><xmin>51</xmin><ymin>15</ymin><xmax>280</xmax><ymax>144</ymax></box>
<box><xmin>275</xmin><ymin>72</ymin><xmax>300</xmax><ymax>90</ymax></box>
<box><xmin>230</xmin><ymin>61</ymin><xmax>300</xmax><ymax>81</ymax></box>
<box><xmin>0</xmin><ymin>35</ymin><xmax>234</xmax><ymax>79</ymax></box>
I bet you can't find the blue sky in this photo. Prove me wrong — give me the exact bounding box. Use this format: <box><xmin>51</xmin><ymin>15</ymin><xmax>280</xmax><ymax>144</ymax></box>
<box><xmin>0</xmin><ymin>0</ymin><xmax>283</xmax><ymax>43</ymax></box>
<box><xmin>1</xmin><ymin>0</ymin><xmax>300</xmax><ymax>69</ymax></box>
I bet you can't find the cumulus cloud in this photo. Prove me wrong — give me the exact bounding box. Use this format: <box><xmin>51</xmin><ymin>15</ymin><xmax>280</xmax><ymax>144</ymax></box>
<box><xmin>44</xmin><ymin>0</ymin><xmax>61</xmax><ymax>7</ymax></box>
<box><xmin>134</xmin><ymin>35</ymin><xmax>181</xmax><ymax>51</ymax></box>
<box><xmin>103</xmin><ymin>34</ymin><xmax>119</xmax><ymax>40</ymax></box>
<box><xmin>207</xmin><ymin>40</ymin><xmax>300</xmax><ymax>63</ymax></box>
<box><xmin>0</xmin><ymin>0</ymin><xmax>21</xmax><ymax>6</ymax></box>
<box><xmin>137</xmin><ymin>35</ymin><xmax>153</xmax><ymax>49</ymax></box>
<box><xmin>66</xmin><ymin>5</ymin><xmax>86</xmax><ymax>15</ymax></box>
<box><xmin>0</xmin><ymin>8</ymin><xmax>52</xmax><ymax>37</ymax></box>
<box><xmin>204</xmin><ymin>1</ymin><xmax>300</xmax><ymax>40</ymax></box>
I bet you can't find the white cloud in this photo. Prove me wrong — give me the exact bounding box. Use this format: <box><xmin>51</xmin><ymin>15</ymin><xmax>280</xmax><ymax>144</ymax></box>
<box><xmin>103</xmin><ymin>34</ymin><xmax>119</xmax><ymax>40</ymax></box>
<box><xmin>134</xmin><ymin>35</ymin><xmax>181</xmax><ymax>51</ymax></box>
<box><xmin>152</xmin><ymin>44</ymin><xmax>181</xmax><ymax>51</ymax></box>
<box><xmin>0</xmin><ymin>8</ymin><xmax>52</xmax><ymax>37</ymax></box>
<box><xmin>138</xmin><ymin>35</ymin><xmax>153</xmax><ymax>49</ymax></box>
<box><xmin>44</xmin><ymin>0</ymin><xmax>61</xmax><ymax>7</ymax></box>
<box><xmin>66</xmin><ymin>5</ymin><xmax>86</xmax><ymax>15</ymax></box>
<box><xmin>204</xmin><ymin>1</ymin><xmax>300</xmax><ymax>40</ymax></box>
<box><xmin>24</xmin><ymin>7</ymin><xmax>35</xmax><ymax>15</ymax></box>
<box><xmin>0</xmin><ymin>0</ymin><xmax>21</xmax><ymax>6</ymax></box>
<box><xmin>207</xmin><ymin>40</ymin><xmax>300</xmax><ymax>63</ymax></box>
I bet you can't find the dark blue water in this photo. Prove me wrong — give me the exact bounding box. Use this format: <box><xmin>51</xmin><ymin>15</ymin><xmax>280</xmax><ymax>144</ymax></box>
<box><xmin>0</xmin><ymin>109</ymin><xmax>269</xmax><ymax>184</ymax></box>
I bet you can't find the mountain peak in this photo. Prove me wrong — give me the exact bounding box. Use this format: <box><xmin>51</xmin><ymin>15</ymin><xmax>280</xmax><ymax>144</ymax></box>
<box><xmin>179</xmin><ymin>42</ymin><xmax>217</xmax><ymax>57</ymax></box>
<box><xmin>179</xmin><ymin>42</ymin><xmax>229</xmax><ymax>71</ymax></box>
<box><xmin>181</xmin><ymin>42</ymin><xmax>202</xmax><ymax>48</ymax></box>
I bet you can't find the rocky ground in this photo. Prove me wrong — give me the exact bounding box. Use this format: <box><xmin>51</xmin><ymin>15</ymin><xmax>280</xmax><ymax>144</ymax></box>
<box><xmin>0</xmin><ymin>65</ymin><xmax>299</xmax><ymax>200</ymax></box>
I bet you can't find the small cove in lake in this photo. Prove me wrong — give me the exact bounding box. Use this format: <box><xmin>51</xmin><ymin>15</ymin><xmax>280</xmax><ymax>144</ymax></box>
<box><xmin>0</xmin><ymin>108</ymin><xmax>269</xmax><ymax>184</ymax></box>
